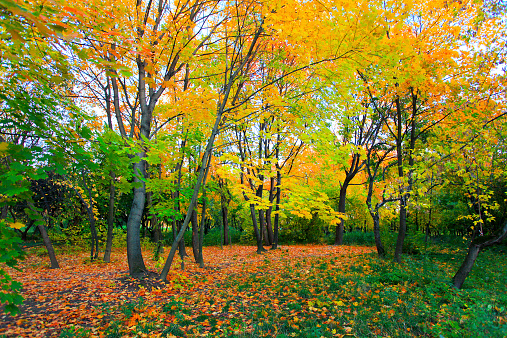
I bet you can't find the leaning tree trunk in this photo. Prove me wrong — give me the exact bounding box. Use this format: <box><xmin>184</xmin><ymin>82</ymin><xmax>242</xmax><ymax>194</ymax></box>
<box><xmin>452</xmin><ymin>243</ymin><xmax>481</xmax><ymax>289</ymax></box>
<box><xmin>28</xmin><ymin>203</ymin><xmax>59</xmax><ymax>268</ymax></box>
<box><xmin>38</xmin><ymin>222</ymin><xmax>59</xmax><ymax>269</ymax></box>
<box><xmin>452</xmin><ymin>221</ymin><xmax>507</xmax><ymax>289</ymax></box>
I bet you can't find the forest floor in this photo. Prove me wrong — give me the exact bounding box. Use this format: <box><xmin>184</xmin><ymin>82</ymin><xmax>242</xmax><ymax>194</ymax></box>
<box><xmin>0</xmin><ymin>243</ymin><xmax>506</xmax><ymax>337</ymax></box>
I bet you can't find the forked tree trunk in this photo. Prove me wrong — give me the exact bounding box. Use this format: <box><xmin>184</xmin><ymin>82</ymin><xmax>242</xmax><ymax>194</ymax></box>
<box><xmin>250</xmin><ymin>204</ymin><xmax>266</xmax><ymax>254</ymax></box>
<box><xmin>335</xmin><ymin>180</ymin><xmax>349</xmax><ymax>245</ymax></box>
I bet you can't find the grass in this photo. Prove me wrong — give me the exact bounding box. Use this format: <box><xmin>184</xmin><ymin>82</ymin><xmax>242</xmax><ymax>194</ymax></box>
<box><xmin>1</xmin><ymin>243</ymin><xmax>506</xmax><ymax>337</ymax></box>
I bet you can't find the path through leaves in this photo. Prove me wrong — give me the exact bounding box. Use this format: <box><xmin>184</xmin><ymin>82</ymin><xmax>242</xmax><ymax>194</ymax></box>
<box><xmin>0</xmin><ymin>245</ymin><xmax>372</xmax><ymax>337</ymax></box>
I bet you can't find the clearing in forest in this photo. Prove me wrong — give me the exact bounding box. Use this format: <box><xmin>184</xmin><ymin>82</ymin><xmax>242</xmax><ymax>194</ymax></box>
<box><xmin>0</xmin><ymin>244</ymin><xmax>505</xmax><ymax>337</ymax></box>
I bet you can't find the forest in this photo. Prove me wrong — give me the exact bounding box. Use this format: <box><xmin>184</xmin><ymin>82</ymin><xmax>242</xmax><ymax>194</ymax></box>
<box><xmin>0</xmin><ymin>0</ymin><xmax>506</xmax><ymax>336</ymax></box>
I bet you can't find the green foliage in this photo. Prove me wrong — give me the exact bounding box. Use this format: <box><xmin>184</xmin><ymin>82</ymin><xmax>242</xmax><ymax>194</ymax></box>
<box><xmin>381</xmin><ymin>230</ymin><xmax>429</xmax><ymax>255</ymax></box>
<box><xmin>325</xmin><ymin>231</ymin><xmax>376</xmax><ymax>246</ymax></box>
<box><xmin>0</xmin><ymin>220</ymin><xmax>25</xmax><ymax>315</ymax></box>
<box><xmin>59</xmin><ymin>326</ymin><xmax>90</xmax><ymax>338</ymax></box>
<box><xmin>183</xmin><ymin>227</ymin><xmax>242</xmax><ymax>247</ymax></box>
<box><xmin>279</xmin><ymin>214</ymin><xmax>327</xmax><ymax>244</ymax></box>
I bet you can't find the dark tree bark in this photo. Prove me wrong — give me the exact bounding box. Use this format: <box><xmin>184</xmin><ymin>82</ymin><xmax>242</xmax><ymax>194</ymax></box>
<box><xmin>198</xmin><ymin>196</ymin><xmax>207</xmax><ymax>268</ymax></box>
<box><xmin>371</xmin><ymin>211</ymin><xmax>385</xmax><ymax>257</ymax></box>
<box><xmin>191</xmin><ymin>209</ymin><xmax>199</xmax><ymax>263</ymax></box>
<box><xmin>335</xmin><ymin>153</ymin><xmax>363</xmax><ymax>245</ymax></box>
<box><xmin>126</xmin><ymin>159</ymin><xmax>148</xmax><ymax>276</ymax></box>
<box><xmin>221</xmin><ymin>198</ymin><xmax>229</xmax><ymax>245</ymax></box>
<box><xmin>177</xmin><ymin>220</ymin><xmax>188</xmax><ymax>257</ymax></box>
<box><xmin>271</xmin><ymin>169</ymin><xmax>281</xmax><ymax>250</ymax></box>
<box><xmin>250</xmin><ymin>204</ymin><xmax>266</xmax><ymax>254</ymax></box>
<box><xmin>394</xmin><ymin>92</ymin><xmax>418</xmax><ymax>263</ymax></box>
<box><xmin>394</xmin><ymin>97</ymin><xmax>407</xmax><ymax>263</ymax></box>
<box><xmin>28</xmin><ymin>203</ymin><xmax>59</xmax><ymax>269</ymax></box>
<box><xmin>104</xmin><ymin>171</ymin><xmax>116</xmax><ymax>263</ymax></box>
<box><xmin>452</xmin><ymin>222</ymin><xmax>507</xmax><ymax>289</ymax></box>
<box><xmin>38</xmin><ymin>222</ymin><xmax>59</xmax><ymax>269</ymax></box>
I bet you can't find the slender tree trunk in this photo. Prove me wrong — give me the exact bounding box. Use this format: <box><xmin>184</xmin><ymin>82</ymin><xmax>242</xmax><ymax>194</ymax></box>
<box><xmin>371</xmin><ymin>210</ymin><xmax>385</xmax><ymax>257</ymax></box>
<box><xmin>86</xmin><ymin>204</ymin><xmax>99</xmax><ymax>261</ymax></box>
<box><xmin>394</xmin><ymin>97</ymin><xmax>406</xmax><ymax>263</ymax></box>
<box><xmin>160</xmin><ymin>22</ymin><xmax>264</xmax><ymax>280</ymax></box>
<box><xmin>394</xmin><ymin>196</ymin><xmax>408</xmax><ymax>263</ymax></box>
<box><xmin>259</xmin><ymin>209</ymin><xmax>270</xmax><ymax>246</ymax></box>
<box><xmin>191</xmin><ymin>209</ymin><xmax>199</xmax><ymax>263</ymax></box>
<box><xmin>104</xmin><ymin>171</ymin><xmax>116</xmax><ymax>262</ymax></box>
<box><xmin>38</xmin><ymin>222</ymin><xmax>59</xmax><ymax>269</ymax></box>
<box><xmin>250</xmin><ymin>204</ymin><xmax>266</xmax><ymax>254</ymax></box>
<box><xmin>271</xmin><ymin>169</ymin><xmax>281</xmax><ymax>250</ymax></box>
<box><xmin>222</xmin><ymin>202</ymin><xmax>229</xmax><ymax>245</ymax></box>
<box><xmin>266</xmin><ymin>176</ymin><xmax>274</xmax><ymax>244</ymax></box>
<box><xmin>198</xmin><ymin>196</ymin><xmax>206</xmax><ymax>268</ymax></box>
<box><xmin>335</xmin><ymin>182</ymin><xmax>349</xmax><ymax>245</ymax></box>
<box><xmin>177</xmin><ymin>219</ymin><xmax>188</xmax><ymax>257</ymax></box>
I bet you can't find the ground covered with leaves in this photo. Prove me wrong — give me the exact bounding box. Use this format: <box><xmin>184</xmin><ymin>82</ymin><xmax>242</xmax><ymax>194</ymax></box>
<box><xmin>0</xmin><ymin>244</ymin><xmax>506</xmax><ymax>337</ymax></box>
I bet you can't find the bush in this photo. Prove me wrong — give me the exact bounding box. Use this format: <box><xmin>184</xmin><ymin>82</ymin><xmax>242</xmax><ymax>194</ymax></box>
<box><xmin>279</xmin><ymin>214</ymin><xmax>326</xmax><ymax>244</ymax></box>
<box><xmin>0</xmin><ymin>220</ymin><xmax>25</xmax><ymax>315</ymax></box>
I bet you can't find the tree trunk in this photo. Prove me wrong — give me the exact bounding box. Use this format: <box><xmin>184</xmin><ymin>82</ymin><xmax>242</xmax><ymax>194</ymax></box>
<box><xmin>250</xmin><ymin>204</ymin><xmax>266</xmax><ymax>254</ymax></box>
<box><xmin>271</xmin><ymin>170</ymin><xmax>281</xmax><ymax>250</ymax></box>
<box><xmin>259</xmin><ymin>209</ymin><xmax>270</xmax><ymax>246</ymax></box>
<box><xmin>177</xmin><ymin>219</ymin><xmax>188</xmax><ymax>257</ymax></box>
<box><xmin>452</xmin><ymin>221</ymin><xmax>507</xmax><ymax>289</ymax></box>
<box><xmin>394</xmin><ymin>196</ymin><xmax>408</xmax><ymax>263</ymax></box>
<box><xmin>452</xmin><ymin>243</ymin><xmax>480</xmax><ymax>289</ymax></box>
<box><xmin>393</xmin><ymin>96</ymin><xmax>406</xmax><ymax>263</ymax></box>
<box><xmin>191</xmin><ymin>209</ymin><xmax>199</xmax><ymax>263</ymax></box>
<box><xmin>222</xmin><ymin>203</ymin><xmax>229</xmax><ymax>245</ymax></box>
<box><xmin>371</xmin><ymin>210</ymin><xmax>385</xmax><ymax>258</ymax></box>
<box><xmin>104</xmin><ymin>171</ymin><xmax>116</xmax><ymax>262</ymax></box>
<box><xmin>198</xmin><ymin>197</ymin><xmax>207</xmax><ymax>268</ymax></box>
<box><xmin>160</xmin><ymin>22</ymin><xmax>264</xmax><ymax>280</ymax></box>
<box><xmin>335</xmin><ymin>182</ymin><xmax>348</xmax><ymax>245</ymax></box>
<box><xmin>38</xmin><ymin>222</ymin><xmax>59</xmax><ymax>269</ymax></box>
<box><xmin>126</xmin><ymin>160</ymin><xmax>147</xmax><ymax>277</ymax></box>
